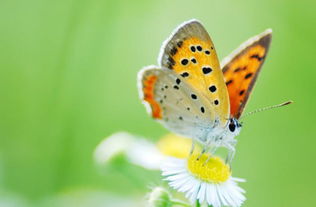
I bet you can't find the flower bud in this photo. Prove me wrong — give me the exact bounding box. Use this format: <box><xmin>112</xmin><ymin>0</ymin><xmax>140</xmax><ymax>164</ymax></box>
<box><xmin>147</xmin><ymin>187</ymin><xmax>172</xmax><ymax>207</ymax></box>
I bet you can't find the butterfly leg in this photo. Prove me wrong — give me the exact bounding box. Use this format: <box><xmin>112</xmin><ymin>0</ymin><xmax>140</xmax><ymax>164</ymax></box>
<box><xmin>197</xmin><ymin>147</ymin><xmax>206</xmax><ymax>160</ymax></box>
<box><xmin>190</xmin><ymin>140</ymin><xmax>195</xmax><ymax>155</ymax></box>
<box><xmin>209</xmin><ymin>145</ymin><xmax>218</xmax><ymax>155</ymax></box>
<box><xmin>225</xmin><ymin>146</ymin><xmax>235</xmax><ymax>169</ymax></box>
<box><xmin>203</xmin><ymin>145</ymin><xmax>218</xmax><ymax>165</ymax></box>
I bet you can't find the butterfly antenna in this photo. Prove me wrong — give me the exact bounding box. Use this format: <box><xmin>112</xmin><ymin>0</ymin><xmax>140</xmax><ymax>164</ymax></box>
<box><xmin>240</xmin><ymin>100</ymin><xmax>293</xmax><ymax>120</ymax></box>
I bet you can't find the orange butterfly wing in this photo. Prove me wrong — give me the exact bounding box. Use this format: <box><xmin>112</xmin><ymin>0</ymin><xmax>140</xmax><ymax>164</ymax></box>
<box><xmin>221</xmin><ymin>29</ymin><xmax>272</xmax><ymax>119</ymax></box>
<box><xmin>159</xmin><ymin>20</ymin><xmax>230</xmax><ymax>125</ymax></box>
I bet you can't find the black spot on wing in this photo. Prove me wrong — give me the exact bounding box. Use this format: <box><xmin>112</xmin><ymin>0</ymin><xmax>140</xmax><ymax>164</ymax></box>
<box><xmin>177</xmin><ymin>41</ymin><xmax>183</xmax><ymax>48</ymax></box>
<box><xmin>191</xmin><ymin>94</ymin><xmax>197</xmax><ymax>99</ymax></box>
<box><xmin>245</xmin><ymin>73</ymin><xmax>253</xmax><ymax>79</ymax></box>
<box><xmin>181</xmin><ymin>72</ymin><xmax>189</xmax><ymax>78</ymax></box>
<box><xmin>170</xmin><ymin>47</ymin><xmax>178</xmax><ymax>56</ymax></box>
<box><xmin>250</xmin><ymin>54</ymin><xmax>263</xmax><ymax>61</ymax></box>
<box><xmin>202</xmin><ymin>67</ymin><xmax>212</xmax><ymax>74</ymax></box>
<box><xmin>234</xmin><ymin>67</ymin><xmax>241</xmax><ymax>73</ymax></box>
<box><xmin>181</xmin><ymin>59</ymin><xmax>189</xmax><ymax>65</ymax></box>
<box><xmin>226</xmin><ymin>80</ymin><xmax>233</xmax><ymax>85</ymax></box>
<box><xmin>167</xmin><ymin>57</ymin><xmax>175</xmax><ymax>69</ymax></box>
<box><xmin>209</xmin><ymin>85</ymin><xmax>217</xmax><ymax>93</ymax></box>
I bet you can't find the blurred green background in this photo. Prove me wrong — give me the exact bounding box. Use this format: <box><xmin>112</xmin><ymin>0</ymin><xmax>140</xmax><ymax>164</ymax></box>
<box><xmin>0</xmin><ymin>0</ymin><xmax>315</xmax><ymax>206</ymax></box>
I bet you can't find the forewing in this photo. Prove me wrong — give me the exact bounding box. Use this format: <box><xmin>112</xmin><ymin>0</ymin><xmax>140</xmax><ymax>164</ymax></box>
<box><xmin>221</xmin><ymin>29</ymin><xmax>272</xmax><ymax>119</ymax></box>
<box><xmin>159</xmin><ymin>19</ymin><xmax>230</xmax><ymax>126</ymax></box>
<box><xmin>138</xmin><ymin>66</ymin><xmax>216</xmax><ymax>139</ymax></box>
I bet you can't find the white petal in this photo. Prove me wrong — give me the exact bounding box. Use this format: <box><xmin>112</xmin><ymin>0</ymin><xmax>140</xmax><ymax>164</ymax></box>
<box><xmin>197</xmin><ymin>182</ymin><xmax>207</xmax><ymax>203</ymax></box>
<box><xmin>94</xmin><ymin>132</ymin><xmax>135</xmax><ymax>164</ymax></box>
<box><xmin>214</xmin><ymin>184</ymin><xmax>222</xmax><ymax>207</ymax></box>
<box><xmin>206</xmin><ymin>183</ymin><xmax>216</xmax><ymax>207</ymax></box>
<box><xmin>169</xmin><ymin>174</ymin><xmax>191</xmax><ymax>189</ymax></box>
<box><xmin>184</xmin><ymin>178</ymin><xmax>200</xmax><ymax>202</ymax></box>
<box><xmin>178</xmin><ymin>176</ymin><xmax>196</xmax><ymax>193</ymax></box>
<box><xmin>188</xmin><ymin>181</ymin><xmax>201</xmax><ymax>203</ymax></box>
<box><xmin>221</xmin><ymin>179</ymin><xmax>246</xmax><ymax>207</ymax></box>
<box><xmin>217</xmin><ymin>184</ymin><xmax>229</xmax><ymax>206</ymax></box>
<box><xmin>231</xmin><ymin>177</ymin><xmax>246</xmax><ymax>182</ymax></box>
<box><xmin>165</xmin><ymin>172</ymin><xmax>188</xmax><ymax>182</ymax></box>
<box><xmin>220</xmin><ymin>182</ymin><xmax>235</xmax><ymax>206</ymax></box>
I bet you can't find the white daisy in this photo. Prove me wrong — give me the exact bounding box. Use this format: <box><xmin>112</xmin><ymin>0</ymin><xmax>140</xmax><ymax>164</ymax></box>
<box><xmin>94</xmin><ymin>132</ymin><xmax>164</xmax><ymax>170</ymax></box>
<box><xmin>94</xmin><ymin>132</ymin><xmax>193</xmax><ymax>170</ymax></box>
<box><xmin>162</xmin><ymin>153</ymin><xmax>246</xmax><ymax>207</ymax></box>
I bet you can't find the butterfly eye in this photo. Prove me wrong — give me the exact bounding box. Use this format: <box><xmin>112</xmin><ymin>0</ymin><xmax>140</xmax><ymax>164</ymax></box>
<box><xmin>229</xmin><ymin>122</ymin><xmax>236</xmax><ymax>132</ymax></box>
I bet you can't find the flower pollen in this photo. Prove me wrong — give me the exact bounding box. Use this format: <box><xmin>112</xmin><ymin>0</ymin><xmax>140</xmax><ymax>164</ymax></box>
<box><xmin>187</xmin><ymin>154</ymin><xmax>231</xmax><ymax>183</ymax></box>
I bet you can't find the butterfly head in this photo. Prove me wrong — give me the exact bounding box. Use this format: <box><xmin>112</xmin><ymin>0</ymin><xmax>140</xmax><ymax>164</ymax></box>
<box><xmin>227</xmin><ymin>118</ymin><xmax>242</xmax><ymax>137</ymax></box>
<box><xmin>210</xmin><ymin>118</ymin><xmax>241</xmax><ymax>150</ymax></box>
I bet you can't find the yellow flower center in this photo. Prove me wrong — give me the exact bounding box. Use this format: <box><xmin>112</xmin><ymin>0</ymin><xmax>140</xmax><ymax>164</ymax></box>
<box><xmin>157</xmin><ymin>134</ymin><xmax>198</xmax><ymax>158</ymax></box>
<box><xmin>187</xmin><ymin>154</ymin><xmax>231</xmax><ymax>183</ymax></box>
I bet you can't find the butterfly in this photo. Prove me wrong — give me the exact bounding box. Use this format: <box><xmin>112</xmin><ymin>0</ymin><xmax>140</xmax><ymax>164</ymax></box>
<box><xmin>138</xmin><ymin>19</ymin><xmax>272</xmax><ymax>161</ymax></box>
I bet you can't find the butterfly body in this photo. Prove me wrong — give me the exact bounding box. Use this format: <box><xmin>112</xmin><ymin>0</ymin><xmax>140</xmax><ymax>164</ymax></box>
<box><xmin>138</xmin><ymin>19</ymin><xmax>271</xmax><ymax>158</ymax></box>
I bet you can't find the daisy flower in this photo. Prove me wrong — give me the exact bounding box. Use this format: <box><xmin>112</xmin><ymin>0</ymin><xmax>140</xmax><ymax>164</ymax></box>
<box><xmin>162</xmin><ymin>153</ymin><xmax>246</xmax><ymax>207</ymax></box>
<box><xmin>94</xmin><ymin>132</ymin><xmax>164</xmax><ymax>170</ymax></box>
<box><xmin>94</xmin><ymin>132</ymin><xmax>193</xmax><ymax>170</ymax></box>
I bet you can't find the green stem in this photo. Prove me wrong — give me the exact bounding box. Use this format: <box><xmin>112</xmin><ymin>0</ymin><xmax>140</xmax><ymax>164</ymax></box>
<box><xmin>196</xmin><ymin>200</ymin><xmax>200</xmax><ymax>207</ymax></box>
